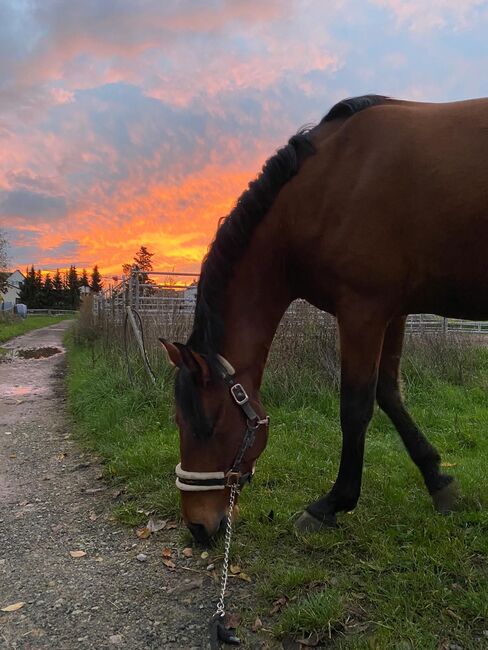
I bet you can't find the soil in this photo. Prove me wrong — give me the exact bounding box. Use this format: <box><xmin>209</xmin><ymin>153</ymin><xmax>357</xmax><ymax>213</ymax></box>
<box><xmin>0</xmin><ymin>323</ymin><xmax>268</xmax><ymax>649</ymax></box>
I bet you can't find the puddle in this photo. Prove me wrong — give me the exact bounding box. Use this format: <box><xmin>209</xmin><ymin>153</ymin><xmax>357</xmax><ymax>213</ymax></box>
<box><xmin>17</xmin><ymin>347</ymin><xmax>62</xmax><ymax>360</ymax></box>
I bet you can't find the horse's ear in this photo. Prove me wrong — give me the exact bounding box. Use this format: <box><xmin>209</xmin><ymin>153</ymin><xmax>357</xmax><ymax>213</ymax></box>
<box><xmin>159</xmin><ymin>339</ymin><xmax>211</xmax><ymax>385</ymax></box>
<box><xmin>173</xmin><ymin>344</ymin><xmax>211</xmax><ymax>386</ymax></box>
<box><xmin>159</xmin><ymin>338</ymin><xmax>183</xmax><ymax>368</ymax></box>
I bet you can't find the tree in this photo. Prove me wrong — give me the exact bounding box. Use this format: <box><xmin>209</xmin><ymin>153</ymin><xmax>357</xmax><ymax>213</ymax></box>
<box><xmin>123</xmin><ymin>246</ymin><xmax>155</xmax><ymax>284</ymax></box>
<box><xmin>80</xmin><ymin>268</ymin><xmax>90</xmax><ymax>288</ymax></box>
<box><xmin>19</xmin><ymin>266</ymin><xmax>42</xmax><ymax>308</ymax></box>
<box><xmin>41</xmin><ymin>273</ymin><xmax>54</xmax><ymax>307</ymax></box>
<box><xmin>52</xmin><ymin>269</ymin><xmax>66</xmax><ymax>308</ymax></box>
<box><xmin>66</xmin><ymin>265</ymin><xmax>80</xmax><ymax>309</ymax></box>
<box><xmin>90</xmin><ymin>265</ymin><xmax>103</xmax><ymax>293</ymax></box>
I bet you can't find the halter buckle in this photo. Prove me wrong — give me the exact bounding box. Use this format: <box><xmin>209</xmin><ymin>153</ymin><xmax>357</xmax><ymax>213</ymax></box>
<box><xmin>225</xmin><ymin>471</ymin><xmax>242</xmax><ymax>487</ymax></box>
<box><xmin>230</xmin><ymin>383</ymin><xmax>249</xmax><ymax>406</ymax></box>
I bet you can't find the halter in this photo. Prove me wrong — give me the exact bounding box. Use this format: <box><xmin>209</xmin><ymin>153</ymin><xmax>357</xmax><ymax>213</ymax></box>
<box><xmin>175</xmin><ymin>355</ymin><xmax>269</xmax><ymax>492</ymax></box>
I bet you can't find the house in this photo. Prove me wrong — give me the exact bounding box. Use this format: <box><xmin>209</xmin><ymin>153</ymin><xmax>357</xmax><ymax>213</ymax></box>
<box><xmin>0</xmin><ymin>269</ymin><xmax>25</xmax><ymax>311</ymax></box>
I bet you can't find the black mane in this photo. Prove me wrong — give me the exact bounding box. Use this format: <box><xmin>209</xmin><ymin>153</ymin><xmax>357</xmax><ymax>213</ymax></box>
<box><xmin>176</xmin><ymin>94</ymin><xmax>391</xmax><ymax>437</ymax></box>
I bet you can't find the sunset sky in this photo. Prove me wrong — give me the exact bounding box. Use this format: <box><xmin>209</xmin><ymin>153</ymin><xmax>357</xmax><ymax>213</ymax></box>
<box><xmin>2</xmin><ymin>0</ymin><xmax>488</xmax><ymax>278</ymax></box>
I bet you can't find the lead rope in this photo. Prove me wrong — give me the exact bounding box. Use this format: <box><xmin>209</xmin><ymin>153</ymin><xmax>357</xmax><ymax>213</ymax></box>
<box><xmin>209</xmin><ymin>483</ymin><xmax>241</xmax><ymax>648</ymax></box>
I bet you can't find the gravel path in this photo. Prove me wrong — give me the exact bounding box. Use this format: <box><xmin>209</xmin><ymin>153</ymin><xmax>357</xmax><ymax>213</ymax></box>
<box><xmin>0</xmin><ymin>323</ymin><xmax>260</xmax><ymax>649</ymax></box>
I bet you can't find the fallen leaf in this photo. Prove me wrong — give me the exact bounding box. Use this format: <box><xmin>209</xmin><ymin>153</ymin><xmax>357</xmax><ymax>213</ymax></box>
<box><xmin>441</xmin><ymin>462</ymin><xmax>457</xmax><ymax>468</ymax></box>
<box><xmin>136</xmin><ymin>527</ymin><xmax>151</xmax><ymax>540</ymax></box>
<box><xmin>166</xmin><ymin>521</ymin><xmax>177</xmax><ymax>530</ymax></box>
<box><xmin>147</xmin><ymin>518</ymin><xmax>167</xmax><ymax>533</ymax></box>
<box><xmin>270</xmin><ymin>596</ymin><xmax>288</xmax><ymax>615</ymax></box>
<box><xmin>182</xmin><ymin>547</ymin><xmax>193</xmax><ymax>558</ymax></box>
<box><xmin>200</xmin><ymin>551</ymin><xmax>209</xmax><ymax>560</ymax></box>
<box><xmin>56</xmin><ymin>452</ymin><xmax>67</xmax><ymax>461</ymax></box>
<box><xmin>162</xmin><ymin>547</ymin><xmax>172</xmax><ymax>558</ymax></box>
<box><xmin>1</xmin><ymin>602</ymin><xmax>25</xmax><ymax>612</ymax></box>
<box><xmin>230</xmin><ymin>564</ymin><xmax>241</xmax><ymax>575</ymax></box>
<box><xmin>89</xmin><ymin>511</ymin><xmax>97</xmax><ymax>522</ymax></box>
<box><xmin>162</xmin><ymin>559</ymin><xmax>176</xmax><ymax>569</ymax></box>
<box><xmin>252</xmin><ymin>617</ymin><xmax>263</xmax><ymax>632</ymax></box>
<box><xmin>9</xmin><ymin>454</ymin><xmax>16</xmax><ymax>459</ymax></box>
<box><xmin>237</xmin><ymin>572</ymin><xmax>251</xmax><ymax>582</ymax></box>
<box><xmin>69</xmin><ymin>550</ymin><xmax>87</xmax><ymax>558</ymax></box>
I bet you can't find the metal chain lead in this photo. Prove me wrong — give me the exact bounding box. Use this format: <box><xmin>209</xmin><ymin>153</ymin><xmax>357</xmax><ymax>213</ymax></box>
<box><xmin>214</xmin><ymin>484</ymin><xmax>239</xmax><ymax>618</ymax></box>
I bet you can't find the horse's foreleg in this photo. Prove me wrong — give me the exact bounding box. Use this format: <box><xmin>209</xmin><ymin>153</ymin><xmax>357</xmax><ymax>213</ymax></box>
<box><xmin>296</xmin><ymin>307</ymin><xmax>386</xmax><ymax>532</ymax></box>
<box><xmin>376</xmin><ymin>316</ymin><xmax>459</xmax><ymax>512</ymax></box>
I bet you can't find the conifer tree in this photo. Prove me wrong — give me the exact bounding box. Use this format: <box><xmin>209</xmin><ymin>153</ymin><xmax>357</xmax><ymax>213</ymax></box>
<box><xmin>52</xmin><ymin>269</ymin><xmax>65</xmax><ymax>308</ymax></box>
<box><xmin>80</xmin><ymin>268</ymin><xmax>90</xmax><ymax>288</ymax></box>
<box><xmin>42</xmin><ymin>273</ymin><xmax>54</xmax><ymax>307</ymax></box>
<box><xmin>90</xmin><ymin>265</ymin><xmax>103</xmax><ymax>293</ymax></box>
<box><xmin>66</xmin><ymin>265</ymin><xmax>79</xmax><ymax>308</ymax></box>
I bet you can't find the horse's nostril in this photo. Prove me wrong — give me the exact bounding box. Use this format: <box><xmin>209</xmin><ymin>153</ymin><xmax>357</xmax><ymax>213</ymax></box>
<box><xmin>187</xmin><ymin>522</ymin><xmax>211</xmax><ymax>544</ymax></box>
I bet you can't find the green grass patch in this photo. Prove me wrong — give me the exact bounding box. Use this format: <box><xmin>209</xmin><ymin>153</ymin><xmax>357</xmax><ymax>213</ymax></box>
<box><xmin>66</xmin><ymin>334</ymin><xmax>488</xmax><ymax>648</ymax></box>
<box><xmin>0</xmin><ymin>314</ymin><xmax>75</xmax><ymax>343</ymax></box>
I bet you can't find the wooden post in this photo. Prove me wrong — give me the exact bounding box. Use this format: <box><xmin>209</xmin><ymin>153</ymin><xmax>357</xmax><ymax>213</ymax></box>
<box><xmin>126</xmin><ymin>306</ymin><xmax>156</xmax><ymax>384</ymax></box>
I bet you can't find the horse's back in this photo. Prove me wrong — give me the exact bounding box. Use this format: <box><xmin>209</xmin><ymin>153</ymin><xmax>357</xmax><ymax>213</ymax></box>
<box><xmin>293</xmin><ymin>98</ymin><xmax>488</xmax><ymax>319</ymax></box>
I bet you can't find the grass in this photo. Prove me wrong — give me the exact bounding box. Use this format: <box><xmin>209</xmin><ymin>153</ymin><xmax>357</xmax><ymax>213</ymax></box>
<box><xmin>66</xmin><ymin>332</ymin><xmax>488</xmax><ymax>649</ymax></box>
<box><xmin>0</xmin><ymin>314</ymin><xmax>75</xmax><ymax>343</ymax></box>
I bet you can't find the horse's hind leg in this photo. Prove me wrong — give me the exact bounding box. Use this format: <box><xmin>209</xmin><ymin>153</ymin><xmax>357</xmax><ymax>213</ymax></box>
<box><xmin>376</xmin><ymin>316</ymin><xmax>459</xmax><ymax>512</ymax></box>
<box><xmin>296</xmin><ymin>305</ymin><xmax>386</xmax><ymax>532</ymax></box>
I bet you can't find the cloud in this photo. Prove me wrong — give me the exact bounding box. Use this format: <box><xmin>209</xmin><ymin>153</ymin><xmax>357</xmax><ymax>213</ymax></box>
<box><xmin>371</xmin><ymin>0</ymin><xmax>488</xmax><ymax>32</ymax></box>
<box><xmin>0</xmin><ymin>189</ymin><xmax>67</xmax><ymax>220</ymax></box>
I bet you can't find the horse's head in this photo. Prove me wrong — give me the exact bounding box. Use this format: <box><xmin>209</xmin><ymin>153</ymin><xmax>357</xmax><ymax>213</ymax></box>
<box><xmin>160</xmin><ymin>339</ymin><xmax>269</xmax><ymax>544</ymax></box>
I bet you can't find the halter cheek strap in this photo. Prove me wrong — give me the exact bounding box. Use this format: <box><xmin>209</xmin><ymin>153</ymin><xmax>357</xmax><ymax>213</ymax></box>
<box><xmin>175</xmin><ymin>356</ymin><xmax>268</xmax><ymax>492</ymax></box>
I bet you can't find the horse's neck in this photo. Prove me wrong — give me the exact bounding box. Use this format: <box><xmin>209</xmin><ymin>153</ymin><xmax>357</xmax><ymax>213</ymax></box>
<box><xmin>222</xmin><ymin>227</ymin><xmax>292</xmax><ymax>386</ymax></box>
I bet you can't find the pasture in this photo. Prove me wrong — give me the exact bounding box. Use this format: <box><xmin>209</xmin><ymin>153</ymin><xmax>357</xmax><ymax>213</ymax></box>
<box><xmin>0</xmin><ymin>313</ymin><xmax>76</xmax><ymax>344</ymax></box>
<box><xmin>66</xmin><ymin>304</ymin><xmax>488</xmax><ymax>648</ymax></box>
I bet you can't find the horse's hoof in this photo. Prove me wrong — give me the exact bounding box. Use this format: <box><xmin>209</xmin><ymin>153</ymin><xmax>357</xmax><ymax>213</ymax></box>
<box><xmin>295</xmin><ymin>511</ymin><xmax>337</xmax><ymax>532</ymax></box>
<box><xmin>432</xmin><ymin>480</ymin><xmax>461</xmax><ymax>514</ymax></box>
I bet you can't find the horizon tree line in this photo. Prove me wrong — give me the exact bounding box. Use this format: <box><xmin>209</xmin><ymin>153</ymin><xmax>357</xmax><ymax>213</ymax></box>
<box><xmin>18</xmin><ymin>265</ymin><xmax>103</xmax><ymax>309</ymax></box>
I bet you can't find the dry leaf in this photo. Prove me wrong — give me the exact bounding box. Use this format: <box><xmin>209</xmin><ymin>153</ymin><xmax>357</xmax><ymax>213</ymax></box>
<box><xmin>441</xmin><ymin>462</ymin><xmax>457</xmax><ymax>468</ymax></box>
<box><xmin>162</xmin><ymin>547</ymin><xmax>172</xmax><ymax>558</ymax></box>
<box><xmin>56</xmin><ymin>452</ymin><xmax>67</xmax><ymax>461</ymax></box>
<box><xmin>200</xmin><ymin>551</ymin><xmax>209</xmax><ymax>560</ymax></box>
<box><xmin>162</xmin><ymin>559</ymin><xmax>176</xmax><ymax>569</ymax></box>
<box><xmin>136</xmin><ymin>527</ymin><xmax>151</xmax><ymax>540</ymax></box>
<box><xmin>270</xmin><ymin>596</ymin><xmax>288</xmax><ymax>615</ymax></box>
<box><xmin>147</xmin><ymin>518</ymin><xmax>167</xmax><ymax>533</ymax></box>
<box><xmin>230</xmin><ymin>564</ymin><xmax>241</xmax><ymax>575</ymax></box>
<box><xmin>166</xmin><ymin>521</ymin><xmax>177</xmax><ymax>530</ymax></box>
<box><xmin>237</xmin><ymin>572</ymin><xmax>251</xmax><ymax>582</ymax></box>
<box><xmin>89</xmin><ymin>511</ymin><xmax>97</xmax><ymax>522</ymax></box>
<box><xmin>1</xmin><ymin>602</ymin><xmax>25</xmax><ymax>612</ymax></box>
<box><xmin>69</xmin><ymin>550</ymin><xmax>87</xmax><ymax>558</ymax></box>
<box><xmin>252</xmin><ymin>617</ymin><xmax>263</xmax><ymax>632</ymax></box>
<box><xmin>182</xmin><ymin>547</ymin><xmax>193</xmax><ymax>558</ymax></box>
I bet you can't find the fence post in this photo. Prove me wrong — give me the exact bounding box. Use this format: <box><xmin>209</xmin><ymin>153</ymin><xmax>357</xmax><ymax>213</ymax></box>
<box><xmin>442</xmin><ymin>318</ymin><xmax>448</xmax><ymax>336</ymax></box>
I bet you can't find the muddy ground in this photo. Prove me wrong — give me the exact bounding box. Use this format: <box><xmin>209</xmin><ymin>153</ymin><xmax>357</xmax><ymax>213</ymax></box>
<box><xmin>0</xmin><ymin>323</ymin><xmax>269</xmax><ymax>649</ymax></box>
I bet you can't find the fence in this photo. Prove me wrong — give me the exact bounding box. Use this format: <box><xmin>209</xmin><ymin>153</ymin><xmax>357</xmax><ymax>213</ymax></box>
<box><xmin>93</xmin><ymin>269</ymin><xmax>488</xmax><ymax>337</ymax></box>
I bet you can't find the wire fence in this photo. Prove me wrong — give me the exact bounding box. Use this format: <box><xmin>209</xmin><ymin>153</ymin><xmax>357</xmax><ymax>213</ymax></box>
<box><xmin>92</xmin><ymin>270</ymin><xmax>488</xmax><ymax>339</ymax></box>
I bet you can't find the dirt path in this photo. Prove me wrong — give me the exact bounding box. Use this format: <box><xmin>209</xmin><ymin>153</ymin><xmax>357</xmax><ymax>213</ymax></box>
<box><xmin>0</xmin><ymin>323</ymin><xmax>238</xmax><ymax>649</ymax></box>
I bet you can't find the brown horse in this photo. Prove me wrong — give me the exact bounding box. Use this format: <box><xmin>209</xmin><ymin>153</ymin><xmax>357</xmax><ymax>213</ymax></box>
<box><xmin>161</xmin><ymin>95</ymin><xmax>488</xmax><ymax>543</ymax></box>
